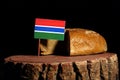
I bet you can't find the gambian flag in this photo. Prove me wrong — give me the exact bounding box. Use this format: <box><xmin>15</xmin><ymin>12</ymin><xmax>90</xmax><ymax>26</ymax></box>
<box><xmin>34</xmin><ymin>18</ymin><xmax>66</xmax><ymax>40</ymax></box>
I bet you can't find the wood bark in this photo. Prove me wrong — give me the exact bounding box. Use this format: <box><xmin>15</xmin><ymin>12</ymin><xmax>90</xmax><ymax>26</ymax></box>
<box><xmin>3</xmin><ymin>53</ymin><xmax>119</xmax><ymax>80</ymax></box>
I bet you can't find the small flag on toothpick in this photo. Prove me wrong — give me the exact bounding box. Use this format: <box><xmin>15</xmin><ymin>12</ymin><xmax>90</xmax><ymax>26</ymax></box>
<box><xmin>34</xmin><ymin>18</ymin><xmax>66</xmax><ymax>40</ymax></box>
<box><xmin>34</xmin><ymin>18</ymin><xmax>66</xmax><ymax>56</ymax></box>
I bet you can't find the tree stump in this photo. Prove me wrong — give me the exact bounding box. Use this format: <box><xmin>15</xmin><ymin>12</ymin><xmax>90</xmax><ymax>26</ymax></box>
<box><xmin>4</xmin><ymin>53</ymin><xmax>119</xmax><ymax>80</ymax></box>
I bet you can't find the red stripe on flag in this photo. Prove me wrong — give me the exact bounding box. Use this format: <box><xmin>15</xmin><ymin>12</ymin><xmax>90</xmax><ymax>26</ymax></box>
<box><xmin>35</xmin><ymin>18</ymin><xmax>65</xmax><ymax>27</ymax></box>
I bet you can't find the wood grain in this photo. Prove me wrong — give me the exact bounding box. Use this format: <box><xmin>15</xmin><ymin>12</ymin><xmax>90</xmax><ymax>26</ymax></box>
<box><xmin>3</xmin><ymin>53</ymin><xmax>119</xmax><ymax>80</ymax></box>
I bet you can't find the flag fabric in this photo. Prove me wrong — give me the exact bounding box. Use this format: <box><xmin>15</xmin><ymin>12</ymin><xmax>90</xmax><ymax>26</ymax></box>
<box><xmin>34</xmin><ymin>18</ymin><xmax>66</xmax><ymax>40</ymax></box>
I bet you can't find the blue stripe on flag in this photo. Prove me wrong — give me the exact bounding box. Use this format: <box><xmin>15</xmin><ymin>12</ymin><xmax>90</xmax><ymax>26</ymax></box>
<box><xmin>35</xmin><ymin>26</ymin><xmax>64</xmax><ymax>33</ymax></box>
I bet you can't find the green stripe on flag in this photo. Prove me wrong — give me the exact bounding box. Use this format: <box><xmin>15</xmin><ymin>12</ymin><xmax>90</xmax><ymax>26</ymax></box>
<box><xmin>34</xmin><ymin>32</ymin><xmax>64</xmax><ymax>40</ymax></box>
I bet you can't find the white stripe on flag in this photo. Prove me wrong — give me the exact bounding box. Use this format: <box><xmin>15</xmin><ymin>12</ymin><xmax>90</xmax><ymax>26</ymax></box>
<box><xmin>35</xmin><ymin>30</ymin><xmax>64</xmax><ymax>34</ymax></box>
<box><xmin>35</xmin><ymin>25</ymin><xmax>65</xmax><ymax>29</ymax></box>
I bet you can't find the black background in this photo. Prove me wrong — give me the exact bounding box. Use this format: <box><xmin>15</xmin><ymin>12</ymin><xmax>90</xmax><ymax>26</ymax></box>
<box><xmin>0</xmin><ymin>0</ymin><xmax>120</xmax><ymax>79</ymax></box>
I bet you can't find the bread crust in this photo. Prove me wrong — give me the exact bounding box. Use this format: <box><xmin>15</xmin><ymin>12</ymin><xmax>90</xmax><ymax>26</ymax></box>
<box><xmin>66</xmin><ymin>28</ymin><xmax>107</xmax><ymax>55</ymax></box>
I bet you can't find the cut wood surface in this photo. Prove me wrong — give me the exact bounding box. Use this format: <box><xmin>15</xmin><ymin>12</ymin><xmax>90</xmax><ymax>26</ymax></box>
<box><xmin>4</xmin><ymin>53</ymin><xmax>119</xmax><ymax>80</ymax></box>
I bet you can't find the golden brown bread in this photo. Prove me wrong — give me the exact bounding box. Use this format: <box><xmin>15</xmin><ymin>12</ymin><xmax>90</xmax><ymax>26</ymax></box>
<box><xmin>40</xmin><ymin>39</ymin><xmax>58</xmax><ymax>55</ymax></box>
<box><xmin>66</xmin><ymin>28</ymin><xmax>107</xmax><ymax>55</ymax></box>
<box><xmin>40</xmin><ymin>28</ymin><xmax>107</xmax><ymax>56</ymax></box>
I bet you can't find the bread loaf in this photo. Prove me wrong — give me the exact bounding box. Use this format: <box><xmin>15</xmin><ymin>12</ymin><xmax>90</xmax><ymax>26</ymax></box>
<box><xmin>66</xmin><ymin>28</ymin><xmax>107</xmax><ymax>55</ymax></box>
<box><xmin>40</xmin><ymin>28</ymin><xmax>107</xmax><ymax>56</ymax></box>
